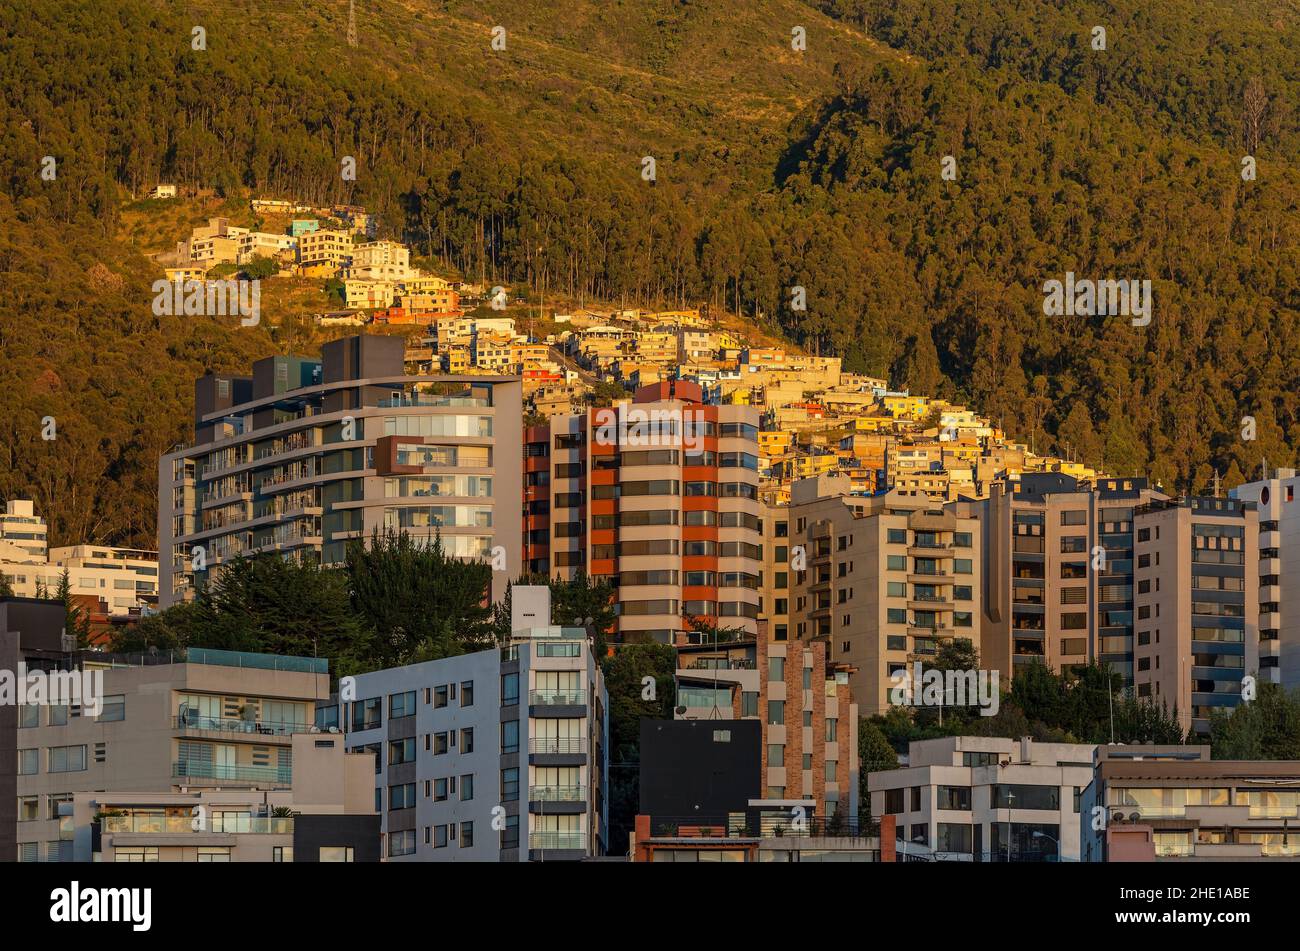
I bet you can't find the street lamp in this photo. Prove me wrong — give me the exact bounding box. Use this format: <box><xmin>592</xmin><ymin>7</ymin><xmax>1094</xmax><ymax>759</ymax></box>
<box><xmin>1004</xmin><ymin>791</ymin><xmax>1015</xmax><ymax>862</ymax></box>
<box><xmin>1032</xmin><ymin>829</ymin><xmax>1059</xmax><ymax>861</ymax></box>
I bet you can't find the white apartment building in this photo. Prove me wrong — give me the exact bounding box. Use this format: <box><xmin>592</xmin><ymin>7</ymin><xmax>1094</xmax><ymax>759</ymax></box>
<box><xmin>868</xmin><ymin>736</ymin><xmax>1096</xmax><ymax>862</ymax></box>
<box><xmin>1232</xmin><ymin>468</ymin><xmax>1300</xmax><ymax>687</ymax></box>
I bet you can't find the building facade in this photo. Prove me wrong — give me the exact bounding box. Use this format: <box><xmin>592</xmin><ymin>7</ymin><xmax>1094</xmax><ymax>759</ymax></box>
<box><xmin>158</xmin><ymin>335</ymin><xmax>521</xmax><ymax>605</ymax></box>
<box><xmin>338</xmin><ymin>587</ymin><xmax>609</xmax><ymax>861</ymax></box>
<box><xmin>1231</xmin><ymin>469</ymin><xmax>1300</xmax><ymax>688</ymax></box>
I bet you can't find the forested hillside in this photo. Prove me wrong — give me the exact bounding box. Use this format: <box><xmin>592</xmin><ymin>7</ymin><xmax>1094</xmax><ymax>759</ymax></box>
<box><xmin>1</xmin><ymin>0</ymin><xmax>1298</xmax><ymax>548</ymax></box>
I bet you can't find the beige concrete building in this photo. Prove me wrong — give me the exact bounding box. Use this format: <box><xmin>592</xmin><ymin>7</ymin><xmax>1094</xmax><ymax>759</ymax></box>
<box><xmin>1132</xmin><ymin>496</ymin><xmax>1259</xmax><ymax>736</ymax></box>
<box><xmin>74</xmin><ymin>732</ymin><xmax>378</xmax><ymax>862</ymax></box>
<box><xmin>775</xmin><ymin>475</ymin><xmax>982</xmax><ymax>715</ymax></box>
<box><xmin>15</xmin><ymin>647</ymin><xmax>332</xmax><ymax>862</ymax></box>
<box><xmin>980</xmin><ymin>474</ymin><xmax>1166</xmax><ymax>687</ymax></box>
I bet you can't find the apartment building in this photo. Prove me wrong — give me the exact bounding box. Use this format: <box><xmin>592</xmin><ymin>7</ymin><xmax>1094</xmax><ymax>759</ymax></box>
<box><xmin>297</xmin><ymin>229</ymin><xmax>354</xmax><ymax>272</ymax></box>
<box><xmin>11</xmin><ymin>639</ymin><xmax>331</xmax><ymax>862</ymax></box>
<box><xmin>73</xmin><ymin>732</ymin><xmax>379</xmax><ymax>862</ymax></box>
<box><xmin>346</xmin><ymin>240</ymin><xmax>413</xmax><ymax>281</ymax></box>
<box><xmin>1133</xmin><ymin>496</ymin><xmax>1259</xmax><ymax>735</ymax></box>
<box><xmin>524</xmin><ymin>380</ymin><xmax>762</xmax><ymax>644</ymax></box>
<box><xmin>1080</xmin><ymin>744</ymin><xmax>1300</xmax><ymax>861</ymax></box>
<box><xmin>868</xmin><ymin>736</ymin><xmax>1096</xmax><ymax>861</ymax></box>
<box><xmin>1231</xmin><ymin>469</ymin><xmax>1300</xmax><ymax>687</ymax></box>
<box><xmin>157</xmin><ymin>334</ymin><xmax>522</xmax><ymax>605</ymax></box>
<box><xmin>0</xmin><ymin>500</ymin><xmax>47</xmax><ymax>559</ymax></box>
<box><xmin>337</xmin><ymin>587</ymin><xmax>609</xmax><ymax>861</ymax></box>
<box><xmin>981</xmin><ymin>474</ymin><xmax>1166</xmax><ymax>686</ymax></box>
<box><xmin>237</xmin><ymin>231</ymin><xmax>297</xmax><ymax>265</ymax></box>
<box><xmin>673</xmin><ymin>629</ymin><xmax>858</xmax><ymax>820</ymax></box>
<box><xmin>0</xmin><ymin>503</ymin><xmax>159</xmax><ymax>614</ymax></box>
<box><xmin>773</xmin><ymin>474</ymin><xmax>982</xmax><ymax>716</ymax></box>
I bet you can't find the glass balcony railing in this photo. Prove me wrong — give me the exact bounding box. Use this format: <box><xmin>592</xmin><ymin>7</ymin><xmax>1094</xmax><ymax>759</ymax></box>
<box><xmin>529</xmin><ymin>785</ymin><xmax>584</xmax><ymax>802</ymax></box>
<box><xmin>173</xmin><ymin>761</ymin><xmax>292</xmax><ymax>784</ymax></box>
<box><xmin>529</xmin><ymin>832</ymin><xmax>587</xmax><ymax>851</ymax></box>
<box><xmin>529</xmin><ymin>689</ymin><xmax>586</xmax><ymax>705</ymax></box>
<box><xmin>102</xmin><ymin>815</ymin><xmax>293</xmax><ymax>835</ymax></box>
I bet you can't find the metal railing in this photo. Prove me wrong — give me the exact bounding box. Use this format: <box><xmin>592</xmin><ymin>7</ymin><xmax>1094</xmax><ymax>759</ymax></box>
<box><xmin>173</xmin><ymin>716</ymin><xmax>313</xmax><ymax>736</ymax></box>
<box><xmin>529</xmin><ymin>689</ymin><xmax>586</xmax><ymax>705</ymax></box>
<box><xmin>528</xmin><ymin>738</ymin><xmax>586</xmax><ymax>755</ymax></box>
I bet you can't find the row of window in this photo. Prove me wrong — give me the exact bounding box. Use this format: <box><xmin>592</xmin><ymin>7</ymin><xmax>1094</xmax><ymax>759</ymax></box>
<box><xmin>17</xmin><ymin>697</ymin><xmax>126</xmax><ymax>729</ymax></box>
<box><xmin>350</xmin><ymin>681</ymin><xmax>476</xmax><ymax>731</ymax></box>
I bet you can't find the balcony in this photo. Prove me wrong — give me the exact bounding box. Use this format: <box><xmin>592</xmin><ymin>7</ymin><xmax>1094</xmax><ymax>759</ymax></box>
<box><xmin>103</xmin><ymin>815</ymin><xmax>293</xmax><ymax>835</ymax></box>
<box><xmin>173</xmin><ymin>761</ymin><xmax>292</xmax><ymax>785</ymax></box>
<box><xmin>528</xmin><ymin>831</ymin><xmax>588</xmax><ymax>859</ymax></box>
<box><xmin>529</xmin><ymin>689</ymin><xmax>586</xmax><ymax>706</ymax></box>
<box><xmin>173</xmin><ymin>715</ymin><xmax>313</xmax><ymax>738</ymax></box>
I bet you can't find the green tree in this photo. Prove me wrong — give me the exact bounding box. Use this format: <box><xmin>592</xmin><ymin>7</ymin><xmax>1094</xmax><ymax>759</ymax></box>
<box><xmin>1210</xmin><ymin>682</ymin><xmax>1300</xmax><ymax>760</ymax></box>
<box><xmin>56</xmin><ymin>568</ymin><xmax>92</xmax><ymax>648</ymax></box>
<box><xmin>858</xmin><ymin>717</ymin><xmax>898</xmax><ymax>829</ymax></box>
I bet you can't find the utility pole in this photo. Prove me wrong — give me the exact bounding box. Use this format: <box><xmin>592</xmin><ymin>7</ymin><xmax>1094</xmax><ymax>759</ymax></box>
<box><xmin>347</xmin><ymin>0</ymin><xmax>358</xmax><ymax>48</ymax></box>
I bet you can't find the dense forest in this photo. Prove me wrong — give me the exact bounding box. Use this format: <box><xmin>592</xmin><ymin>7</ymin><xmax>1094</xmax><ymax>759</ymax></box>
<box><xmin>1</xmin><ymin>0</ymin><xmax>1298</xmax><ymax>548</ymax></box>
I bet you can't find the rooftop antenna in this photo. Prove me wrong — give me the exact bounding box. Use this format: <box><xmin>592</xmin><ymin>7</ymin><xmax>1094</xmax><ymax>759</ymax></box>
<box><xmin>347</xmin><ymin>0</ymin><xmax>358</xmax><ymax>48</ymax></box>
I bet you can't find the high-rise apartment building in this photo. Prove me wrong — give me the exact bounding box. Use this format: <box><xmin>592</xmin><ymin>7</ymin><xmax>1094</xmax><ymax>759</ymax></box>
<box><xmin>158</xmin><ymin>334</ymin><xmax>521</xmax><ymax>605</ymax></box>
<box><xmin>337</xmin><ymin>586</ymin><xmax>609</xmax><ymax>861</ymax></box>
<box><xmin>523</xmin><ymin>380</ymin><xmax>762</xmax><ymax>645</ymax></box>
<box><xmin>981</xmin><ymin>474</ymin><xmax>1166</xmax><ymax>686</ymax></box>
<box><xmin>771</xmin><ymin>474</ymin><xmax>982</xmax><ymax>715</ymax></box>
<box><xmin>1132</xmin><ymin>496</ymin><xmax>1259</xmax><ymax>735</ymax></box>
<box><xmin>1231</xmin><ymin>469</ymin><xmax>1300</xmax><ymax>687</ymax></box>
<box><xmin>0</xmin><ymin>500</ymin><xmax>47</xmax><ymax>560</ymax></box>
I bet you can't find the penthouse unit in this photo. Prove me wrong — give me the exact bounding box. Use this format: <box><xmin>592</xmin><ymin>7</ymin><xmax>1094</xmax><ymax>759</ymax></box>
<box><xmin>981</xmin><ymin>474</ymin><xmax>1166</xmax><ymax>685</ymax></box>
<box><xmin>524</xmin><ymin>381</ymin><xmax>762</xmax><ymax>645</ymax></box>
<box><xmin>868</xmin><ymin>736</ymin><xmax>1096</xmax><ymax>861</ymax></box>
<box><xmin>11</xmin><ymin>644</ymin><xmax>330</xmax><ymax>862</ymax></box>
<box><xmin>673</xmin><ymin>630</ymin><xmax>859</xmax><ymax>820</ymax></box>
<box><xmin>158</xmin><ymin>335</ymin><xmax>521</xmax><ymax>605</ymax></box>
<box><xmin>774</xmin><ymin>474</ymin><xmax>982</xmax><ymax>716</ymax></box>
<box><xmin>1133</xmin><ymin>496</ymin><xmax>1259</xmax><ymax>735</ymax></box>
<box><xmin>338</xmin><ymin>587</ymin><xmax>608</xmax><ymax>861</ymax></box>
<box><xmin>1080</xmin><ymin>745</ymin><xmax>1300</xmax><ymax>861</ymax></box>
<box><xmin>73</xmin><ymin>732</ymin><xmax>379</xmax><ymax>862</ymax></box>
<box><xmin>1231</xmin><ymin>469</ymin><xmax>1300</xmax><ymax>687</ymax></box>
<box><xmin>0</xmin><ymin>500</ymin><xmax>47</xmax><ymax>560</ymax></box>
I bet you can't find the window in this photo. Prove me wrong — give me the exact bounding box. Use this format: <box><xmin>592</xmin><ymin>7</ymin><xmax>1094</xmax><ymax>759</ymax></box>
<box><xmin>99</xmin><ymin>695</ymin><xmax>126</xmax><ymax>722</ymax></box>
<box><xmin>767</xmin><ymin>701</ymin><xmax>784</xmax><ymax>726</ymax></box>
<box><xmin>386</xmin><ymin>833</ymin><xmax>413</xmax><ymax>858</ymax></box>
<box><xmin>1060</xmin><ymin>510</ymin><xmax>1087</xmax><ymax>526</ymax></box>
<box><xmin>390</xmin><ymin>783</ymin><xmax>416</xmax><ymax>810</ymax></box>
<box><xmin>390</xmin><ymin>691</ymin><xmax>415</xmax><ymax>719</ymax></box>
<box><xmin>884</xmin><ymin>789</ymin><xmax>905</xmax><ymax>814</ymax></box>
<box><xmin>461</xmin><ymin>681</ymin><xmax>474</xmax><ymax>706</ymax></box>
<box><xmin>460</xmin><ymin>728</ymin><xmax>474</xmax><ymax>753</ymax></box>
<box><xmin>768</xmin><ymin>656</ymin><xmax>785</xmax><ymax>681</ymax></box>
<box><xmin>461</xmin><ymin>774</ymin><xmax>474</xmax><ymax>801</ymax></box>
<box><xmin>937</xmin><ymin>786</ymin><xmax>971</xmax><ymax>810</ymax></box>
<box><xmin>1060</xmin><ymin>536</ymin><xmax>1087</xmax><ymax>554</ymax></box>
<box><xmin>768</xmin><ymin>744</ymin><xmax>785</xmax><ymax>767</ymax></box>
<box><xmin>501</xmin><ymin>720</ymin><xmax>519</xmax><ymax>754</ymax></box>
<box><xmin>954</xmin><ymin>559</ymin><xmax>973</xmax><ymax>574</ymax></box>
<box><xmin>389</xmin><ymin>738</ymin><xmax>415</xmax><ymax>765</ymax></box>
<box><xmin>434</xmin><ymin>685</ymin><xmax>449</xmax><ymax>708</ymax></box>
<box><xmin>887</xmin><ymin>555</ymin><xmax>906</xmax><ymax>571</ymax></box>
<box><xmin>48</xmin><ymin>745</ymin><xmax>86</xmax><ymax>773</ymax></box>
<box><xmin>434</xmin><ymin>778</ymin><xmax>448</xmax><ymax>801</ymax></box>
<box><xmin>19</xmin><ymin>705</ymin><xmax>38</xmax><ymax>729</ymax></box>
<box><xmin>18</xmin><ymin>797</ymin><xmax>38</xmax><ymax>821</ymax></box>
<box><xmin>887</xmin><ymin>581</ymin><xmax>906</xmax><ymax>597</ymax></box>
<box><xmin>18</xmin><ymin>749</ymin><xmax>37</xmax><ymax>775</ymax></box>
<box><xmin>501</xmin><ymin>767</ymin><xmax>520</xmax><ymax>802</ymax></box>
<box><xmin>434</xmin><ymin>825</ymin><xmax>449</xmax><ymax>849</ymax></box>
<box><xmin>352</xmin><ymin>698</ymin><xmax>381</xmax><ymax>731</ymax></box>
<box><xmin>501</xmin><ymin>814</ymin><xmax>520</xmax><ymax>850</ymax></box>
<box><xmin>434</xmin><ymin>732</ymin><xmax>449</xmax><ymax>755</ymax></box>
<box><xmin>502</xmin><ymin>673</ymin><xmax>519</xmax><ymax>706</ymax></box>
<box><xmin>273</xmin><ymin>847</ymin><xmax>293</xmax><ymax>862</ymax></box>
<box><xmin>460</xmin><ymin>821</ymin><xmax>474</xmax><ymax>848</ymax></box>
